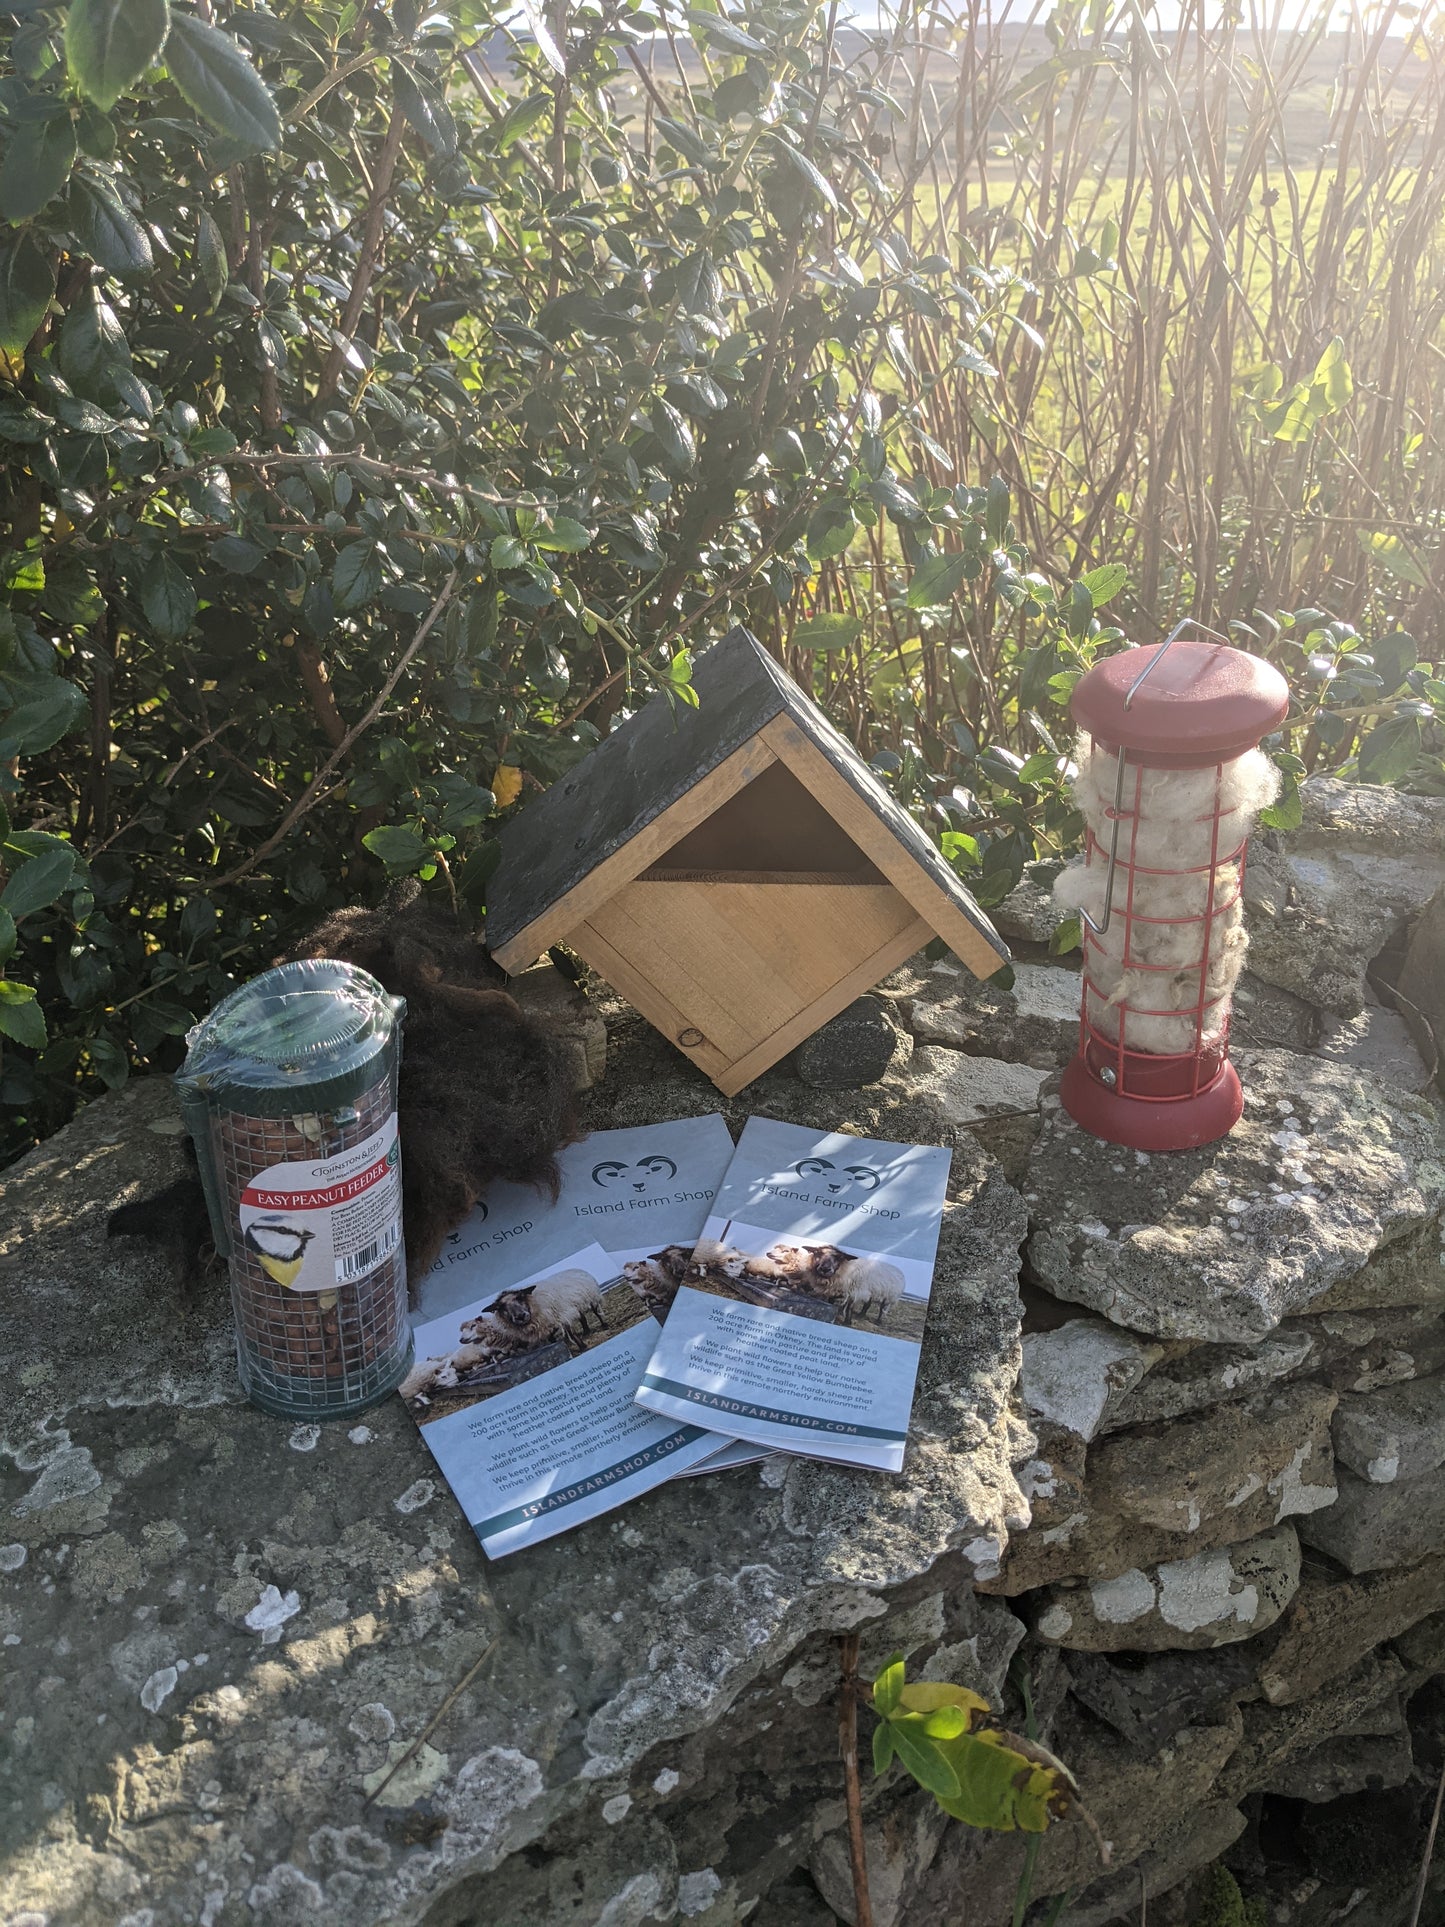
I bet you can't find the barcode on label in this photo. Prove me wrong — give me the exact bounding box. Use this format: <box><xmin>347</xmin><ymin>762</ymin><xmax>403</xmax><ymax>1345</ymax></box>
<box><xmin>336</xmin><ymin>1219</ymin><xmax>401</xmax><ymax>1282</ymax></box>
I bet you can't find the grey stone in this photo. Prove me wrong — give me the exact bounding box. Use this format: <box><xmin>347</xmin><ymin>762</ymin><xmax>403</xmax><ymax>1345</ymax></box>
<box><xmin>906</xmin><ymin>1046</ymin><xmax>1050</xmax><ymax>1124</ymax></box>
<box><xmin>992</xmin><ymin>861</ymin><xmax>1067</xmax><ymax>946</ymax></box>
<box><xmin>509</xmin><ymin>956</ymin><xmax>609</xmax><ymax>1088</ymax></box>
<box><xmin>989</xmin><ymin>1382</ymin><xmax>1337</xmax><ymax>1595</ymax></box>
<box><xmin>792</xmin><ymin>995</ymin><xmax>901</xmax><ymax>1090</ymax></box>
<box><xmin>1019</xmin><ymin>1319</ymin><xmax>1163</xmax><ymax>1444</ymax></box>
<box><xmin>1032</xmin><ymin>1524</ymin><xmax>1301</xmax><ymax>1653</ymax></box>
<box><xmin>906</xmin><ymin>1704</ymin><xmax>1245</xmax><ymax>1924</ymax></box>
<box><xmin>902</xmin><ymin>959</ymin><xmax>1080</xmax><ymax>1068</ymax></box>
<box><xmin>1259</xmin><ymin>1552</ymin><xmax>1445</xmax><ymax>1704</ymax></box>
<box><xmin>809</xmin><ymin>1788</ymin><xmax>947</xmax><ymax>1927</ymax></box>
<box><xmin>1244</xmin><ymin>777</ymin><xmax>1445</xmax><ymax>1017</ymax></box>
<box><xmin>1331</xmin><ymin>1371</ymin><xmax>1445</xmax><ymax>1485</ymax></box>
<box><xmin>1299</xmin><ymin>1461</ymin><xmax>1445</xmax><ymax>1573</ymax></box>
<box><xmin>1064</xmin><ymin>1643</ymin><xmax>1259</xmax><ymax>1752</ymax></box>
<box><xmin>1314</xmin><ymin>1004</ymin><xmax>1431</xmax><ymax>1094</ymax></box>
<box><xmin>1229</xmin><ymin>972</ymin><xmax>1324</xmax><ymax>1053</ymax></box>
<box><xmin>1053</xmin><ymin>1800</ymin><xmax>1247</xmax><ymax>1927</ymax></box>
<box><xmin>1218</xmin><ymin>1649</ymin><xmax>1406</xmax><ymax>1800</ymax></box>
<box><xmin>0</xmin><ymin>1069</ymin><xmax>1030</xmax><ymax>1927</ymax></box>
<box><xmin>1100</xmin><ymin>1326</ymin><xmax>1318</xmax><ymax>1433</ymax></box>
<box><xmin>1396</xmin><ymin>882</ymin><xmax>1445</xmax><ymax>1092</ymax></box>
<box><xmin>1270</xmin><ymin>1728</ymin><xmax>1414</xmax><ymax>1803</ymax></box>
<box><xmin>1024</xmin><ymin>1047</ymin><xmax>1445</xmax><ymax>1343</ymax></box>
<box><xmin>1393</xmin><ymin>1608</ymin><xmax>1445</xmax><ymax>1676</ymax></box>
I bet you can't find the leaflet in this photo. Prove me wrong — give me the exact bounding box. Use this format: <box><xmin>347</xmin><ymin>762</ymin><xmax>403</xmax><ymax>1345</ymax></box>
<box><xmin>634</xmin><ymin>1117</ymin><xmax>951</xmax><ymax>1473</ymax></box>
<box><xmin>408</xmin><ymin>1115</ymin><xmax>765</xmax><ymax>1503</ymax></box>
<box><xmin>407</xmin><ymin>1241</ymin><xmax>723</xmax><ymax>1556</ymax></box>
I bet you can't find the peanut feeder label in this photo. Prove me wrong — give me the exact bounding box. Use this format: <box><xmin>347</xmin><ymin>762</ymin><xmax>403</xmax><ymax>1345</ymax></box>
<box><xmin>238</xmin><ymin>1115</ymin><xmax>403</xmax><ymax>1292</ymax></box>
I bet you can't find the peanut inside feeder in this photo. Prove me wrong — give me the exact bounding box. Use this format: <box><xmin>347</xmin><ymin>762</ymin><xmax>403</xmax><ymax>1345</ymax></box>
<box><xmin>177</xmin><ymin>959</ymin><xmax>413</xmax><ymax>1420</ymax></box>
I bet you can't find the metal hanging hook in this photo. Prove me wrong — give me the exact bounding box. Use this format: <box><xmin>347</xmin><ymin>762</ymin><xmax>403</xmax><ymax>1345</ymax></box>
<box><xmin>1078</xmin><ymin>617</ymin><xmax>1236</xmax><ymax>939</ymax></box>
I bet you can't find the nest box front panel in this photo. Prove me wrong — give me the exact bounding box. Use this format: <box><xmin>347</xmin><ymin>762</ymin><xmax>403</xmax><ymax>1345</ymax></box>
<box><xmin>563</xmin><ymin>763</ymin><xmax>933</xmax><ymax>1095</ymax></box>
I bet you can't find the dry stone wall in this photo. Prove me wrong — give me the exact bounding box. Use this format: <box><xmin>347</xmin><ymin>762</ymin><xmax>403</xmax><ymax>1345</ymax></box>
<box><xmin>2</xmin><ymin>779</ymin><xmax>1445</xmax><ymax>1927</ymax></box>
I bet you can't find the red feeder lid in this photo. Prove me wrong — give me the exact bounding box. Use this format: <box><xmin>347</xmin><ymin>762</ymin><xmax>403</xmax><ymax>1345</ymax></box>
<box><xmin>1072</xmin><ymin>638</ymin><xmax>1289</xmax><ymax>765</ymax></box>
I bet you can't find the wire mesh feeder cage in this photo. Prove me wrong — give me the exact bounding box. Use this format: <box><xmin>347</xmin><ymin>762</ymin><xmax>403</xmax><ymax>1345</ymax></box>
<box><xmin>1056</xmin><ymin>621</ymin><xmax>1290</xmax><ymax>1152</ymax></box>
<box><xmin>176</xmin><ymin>959</ymin><xmax>414</xmax><ymax>1419</ymax></box>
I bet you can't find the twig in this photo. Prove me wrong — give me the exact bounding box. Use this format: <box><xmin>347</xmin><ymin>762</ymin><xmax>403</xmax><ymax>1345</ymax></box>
<box><xmin>1408</xmin><ymin>1755</ymin><xmax>1445</xmax><ymax>1927</ymax></box>
<box><xmin>362</xmin><ymin>1636</ymin><xmax>499</xmax><ymax>1810</ymax></box>
<box><xmin>838</xmin><ymin>1633</ymin><xmax>875</xmax><ymax>1927</ymax></box>
<box><xmin>208</xmin><ymin>568</ymin><xmax>460</xmax><ymax>890</ymax></box>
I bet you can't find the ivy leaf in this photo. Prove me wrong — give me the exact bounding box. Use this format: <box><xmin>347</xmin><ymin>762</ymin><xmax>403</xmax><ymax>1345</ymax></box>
<box><xmin>141</xmin><ymin>552</ymin><xmax>198</xmax><ymax>642</ymax></box>
<box><xmin>66</xmin><ymin>0</ymin><xmax>171</xmax><ymax>112</ymax></box>
<box><xmin>0</xmin><ymin>231</ymin><xmax>56</xmax><ymax>353</ymax></box>
<box><xmin>164</xmin><ymin>12</ymin><xmax>281</xmax><ymax>151</ymax></box>
<box><xmin>0</xmin><ymin>114</ymin><xmax>78</xmax><ymax>225</ymax></box>
<box><xmin>1</xmin><ymin>843</ymin><xmax>77</xmax><ymax>919</ymax></box>
<box><xmin>362</xmin><ymin>824</ymin><xmax>428</xmax><ymax>874</ymax></box>
<box><xmin>0</xmin><ymin>979</ymin><xmax>47</xmax><ymax>1050</ymax></box>
<box><xmin>68</xmin><ymin>173</ymin><xmax>155</xmax><ymax>275</ymax></box>
<box><xmin>793</xmin><ymin>612</ymin><xmax>863</xmax><ymax>649</ymax></box>
<box><xmin>1356</xmin><ymin>710</ymin><xmax>1422</xmax><ymax>787</ymax></box>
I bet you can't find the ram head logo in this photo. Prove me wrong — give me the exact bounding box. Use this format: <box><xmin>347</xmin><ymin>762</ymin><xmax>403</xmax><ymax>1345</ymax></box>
<box><xmin>793</xmin><ymin>1157</ymin><xmax>883</xmax><ymax>1196</ymax></box>
<box><xmin>591</xmin><ymin>1154</ymin><xmax>679</xmax><ymax>1193</ymax></box>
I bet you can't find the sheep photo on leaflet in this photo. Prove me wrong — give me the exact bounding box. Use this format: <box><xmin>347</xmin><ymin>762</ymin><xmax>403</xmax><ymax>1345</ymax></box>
<box><xmin>401</xmin><ymin>1263</ymin><xmax>655</xmax><ymax>1423</ymax></box>
<box><xmin>675</xmin><ymin>1235</ymin><xmax>928</xmax><ymax>1346</ymax></box>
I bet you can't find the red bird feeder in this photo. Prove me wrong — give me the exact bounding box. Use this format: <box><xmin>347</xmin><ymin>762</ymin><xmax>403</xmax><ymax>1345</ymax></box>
<box><xmin>1057</xmin><ymin>621</ymin><xmax>1290</xmax><ymax>1152</ymax></box>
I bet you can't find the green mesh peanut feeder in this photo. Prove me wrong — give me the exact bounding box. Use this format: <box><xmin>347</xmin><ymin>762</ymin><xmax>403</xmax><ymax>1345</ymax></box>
<box><xmin>177</xmin><ymin>959</ymin><xmax>413</xmax><ymax>1420</ymax></box>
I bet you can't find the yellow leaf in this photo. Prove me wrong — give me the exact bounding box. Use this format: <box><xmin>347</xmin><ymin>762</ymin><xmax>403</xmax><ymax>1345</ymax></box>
<box><xmin>897</xmin><ymin>1682</ymin><xmax>992</xmax><ymax>1727</ymax></box>
<box><xmin>491</xmin><ymin>764</ymin><xmax>523</xmax><ymax>809</ymax></box>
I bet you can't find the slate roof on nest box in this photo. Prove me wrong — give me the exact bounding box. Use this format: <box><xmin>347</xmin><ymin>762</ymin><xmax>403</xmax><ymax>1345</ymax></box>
<box><xmin>485</xmin><ymin>626</ymin><xmax>1009</xmax><ymax>979</ymax></box>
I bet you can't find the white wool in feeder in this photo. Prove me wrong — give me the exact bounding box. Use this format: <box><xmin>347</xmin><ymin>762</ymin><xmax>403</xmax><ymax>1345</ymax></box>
<box><xmin>1071</xmin><ymin>744</ymin><xmax>1280</xmax><ymax>869</ymax></box>
<box><xmin>1054</xmin><ymin>744</ymin><xmax>1279</xmax><ymax>1056</ymax></box>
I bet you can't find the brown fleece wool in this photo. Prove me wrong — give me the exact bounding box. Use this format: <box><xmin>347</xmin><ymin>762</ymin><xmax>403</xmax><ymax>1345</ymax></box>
<box><xmin>109</xmin><ymin>883</ymin><xmax>580</xmax><ymax>1302</ymax></box>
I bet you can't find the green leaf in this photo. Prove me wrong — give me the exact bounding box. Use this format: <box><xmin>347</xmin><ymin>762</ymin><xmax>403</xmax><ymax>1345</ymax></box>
<box><xmin>985</xmin><ymin>475</ymin><xmax>1011</xmax><ymax>544</ymax></box>
<box><xmin>771</xmin><ymin>140</ymin><xmax>837</xmax><ymax>211</ymax></box>
<box><xmin>141</xmin><ymin>552</ymin><xmax>198</xmax><ymax>642</ymax></box>
<box><xmin>887</xmin><ymin>1717</ymin><xmax>963</xmax><ymax>1801</ymax></box>
<box><xmin>68</xmin><ymin>173</ymin><xmax>155</xmax><ymax>275</ymax></box>
<box><xmin>362</xmin><ymin>824</ymin><xmax>428</xmax><ymax>874</ymax></box>
<box><xmin>872</xmin><ymin>1653</ymin><xmax>905</xmax><ymax>1718</ymax></box>
<box><xmin>1356</xmin><ymin>710</ymin><xmax>1422</xmax><ymax>787</ymax></box>
<box><xmin>490</xmin><ymin>534</ymin><xmax>530</xmax><ymax>571</ymax></box>
<box><xmin>650</xmin><ymin>399</ymin><xmax>696</xmax><ymax>472</ymax></box>
<box><xmin>496</xmin><ymin>94</ymin><xmax>550</xmax><ymax>150</ymax></box>
<box><xmin>392</xmin><ymin>59</ymin><xmax>457</xmax><ymax>158</ymax></box>
<box><xmin>907</xmin><ymin>551</ymin><xmax>969</xmax><ymax>608</ymax></box>
<box><xmin>0</xmin><ymin>979</ymin><xmax>47</xmax><ymax>1050</ymax></box>
<box><xmin>1371</xmin><ymin>628</ymin><xmax>1417</xmax><ymax>696</ymax></box>
<box><xmin>688</xmin><ymin>8</ymin><xmax>769</xmax><ymax>52</ymax></box>
<box><xmin>1313</xmin><ymin>335</ymin><xmax>1353</xmax><ymax>412</ymax></box>
<box><xmin>0</xmin><ymin>676</ymin><xmax>87</xmax><ymax>757</ymax></box>
<box><xmin>196</xmin><ymin>209</ymin><xmax>227</xmax><ymax>310</ymax></box>
<box><xmin>532</xmin><ymin>516</ymin><xmax>593</xmax><ymax>553</ymax></box>
<box><xmin>1079</xmin><ymin>563</ymin><xmax>1128</xmax><ymax>608</ymax></box>
<box><xmin>1357</xmin><ymin>530</ymin><xmax>1430</xmax><ymax>589</ymax></box>
<box><xmin>164</xmin><ymin>12</ymin><xmax>281</xmax><ymax>151</ymax></box>
<box><xmin>58</xmin><ymin>283</ymin><xmax>129</xmax><ymax>386</ymax></box>
<box><xmin>872</xmin><ymin>1722</ymin><xmax>896</xmax><ymax>1776</ymax></box>
<box><xmin>0</xmin><ymin>231</ymin><xmax>56</xmax><ymax>352</ymax></box>
<box><xmin>332</xmin><ymin>540</ymin><xmax>382</xmax><ymax>611</ymax></box>
<box><xmin>1050</xmin><ymin>913</ymin><xmax>1082</xmax><ymax>956</ymax></box>
<box><xmin>1257</xmin><ymin>773</ymin><xmax>1302</xmax><ymax>832</ymax></box>
<box><xmin>66</xmin><ymin>0</ymin><xmax>171</xmax><ymax>112</ymax></box>
<box><xmin>0</xmin><ymin>906</ymin><xmax>15</xmax><ymax>964</ymax></box>
<box><xmin>0</xmin><ymin>113</ymin><xmax>78</xmax><ymax>225</ymax></box>
<box><xmin>793</xmin><ymin>612</ymin><xmax>864</xmax><ymax>650</ymax></box>
<box><xmin>1</xmin><ymin>843</ymin><xmax>77</xmax><ymax>919</ymax></box>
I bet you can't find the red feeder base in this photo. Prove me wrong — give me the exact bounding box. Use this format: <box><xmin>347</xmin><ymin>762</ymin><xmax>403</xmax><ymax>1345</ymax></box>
<box><xmin>1059</xmin><ymin>1055</ymin><xmax>1244</xmax><ymax>1153</ymax></box>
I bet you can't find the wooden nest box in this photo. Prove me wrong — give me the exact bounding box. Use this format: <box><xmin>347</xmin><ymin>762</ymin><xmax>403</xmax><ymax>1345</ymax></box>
<box><xmin>486</xmin><ymin>627</ymin><xmax>1010</xmax><ymax>1095</ymax></box>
